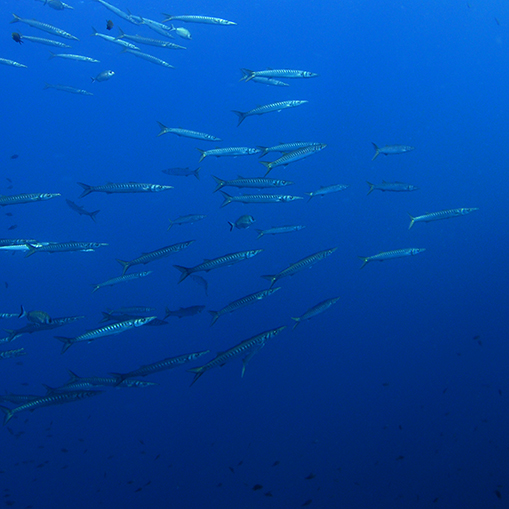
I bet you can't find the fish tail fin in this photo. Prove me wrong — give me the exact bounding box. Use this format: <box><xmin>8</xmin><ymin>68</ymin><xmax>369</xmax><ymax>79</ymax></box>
<box><xmin>43</xmin><ymin>82</ymin><xmax>51</xmax><ymax>90</ymax></box>
<box><xmin>163</xmin><ymin>306</ymin><xmax>171</xmax><ymax>319</ymax></box>
<box><xmin>371</xmin><ymin>142</ymin><xmax>380</xmax><ymax>161</ymax></box>
<box><xmin>167</xmin><ymin>220</ymin><xmax>173</xmax><ymax>231</ymax></box>
<box><xmin>228</xmin><ymin>222</ymin><xmax>235</xmax><ymax>231</ymax></box>
<box><xmin>305</xmin><ymin>192</ymin><xmax>313</xmax><ymax>202</ymax></box>
<box><xmin>99</xmin><ymin>311</ymin><xmax>112</xmax><ymax>323</ymax></box>
<box><xmin>366</xmin><ymin>181</ymin><xmax>375</xmax><ymax>195</ymax></box>
<box><xmin>193</xmin><ymin>167</ymin><xmax>201</xmax><ymax>180</ymax></box>
<box><xmin>197</xmin><ymin>149</ymin><xmax>207</xmax><ymax>163</ymax></box>
<box><xmin>239</xmin><ymin>68</ymin><xmax>254</xmax><ymax>82</ymax></box>
<box><xmin>220</xmin><ymin>191</ymin><xmax>232</xmax><ymax>208</ymax></box>
<box><xmin>90</xmin><ymin>210</ymin><xmax>100</xmax><ymax>222</ymax></box>
<box><xmin>48</xmin><ymin>51</ymin><xmax>56</xmax><ymax>60</ymax></box>
<box><xmin>66</xmin><ymin>369</ymin><xmax>80</xmax><ymax>382</ymax></box>
<box><xmin>291</xmin><ymin>317</ymin><xmax>301</xmax><ymax>330</ymax></box>
<box><xmin>10</xmin><ymin>14</ymin><xmax>20</xmax><ymax>24</ymax></box>
<box><xmin>90</xmin><ymin>76</ymin><xmax>96</xmax><ymax>83</ymax></box>
<box><xmin>156</xmin><ymin>121</ymin><xmax>168</xmax><ymax>137</ymax></box>
<box><xmin>18</xmin><ymin>304</ymin><xmax>26</xmax><ymax>319</ymax></box>
<box><xmin>358</xmin><ymin>256</ymin><xmax>369</xmax><ymax>269</ymax></box>
<box><xmin>259</xmin><ymin>160</ymin><xmax>272</xmax><ymax>176</ymax></box>
<box><xmin>109</xmin><ymin>372</ymin><xmax>128</xmax><ymax>386</ymax></box>
<box><xmin>173</xmin><ymin>265</ymin><xmax>191</xmax><ymax>284</ymax></box>
<box><xmin>24</xmin><ymin>245</ymin><xmax>36</xmax><ymax>258</ymax></box>
<box><xmin>90</xmin><ymin>284</ymin><xmax>100</xmax><ymax>293</ymax></box>
<box><xmin>255</xmin><ymin>229</ymin><xmax>264</xmax><ymax>239</ymax></box>
<box><xmin>0</xmin><ymin>405</ymin><xmax>14</xmax><ymax>425</ymax></box>
<box><xmin>91</xmin><ymin>26</ymin><xmax>98</xmax><ymax>36</ymax></box>
<box><xmin>208</xmin><ymin>310</ymin><xmax>219</xmax><ymax>327</ymax></box>
<box><xmin>54</xmin><ymin>336</ymin><xmax>73</xmax><ymax>354</ymax></box>
<box><xmin>77</xmin><ymin>182</ymin><xmax>92</xmax><ymax>198</ymax></box>
<box><xmin>260</xmin><ymin>275</ymin><xmax>277</xmax><ymax>288</ymax></box>
<box><xmin>4</xmin><ymin>329</ymin><xmax>16</xmax><ymax>342</ymax></box>
<box><xmin>256</xmin><ymin>146</ymin><xmax>268</xmax><ymax>157</ymax></box>
<box><xmin>116</xmin><ymin>259</ymin><xmax>130</xmax><ymax>276</ymax></box>
<box><xmin>232</xmin><ymin>110</ymin><xmax>247</xmax><ymax>126</ymax></box>
<box><xmin>117</xmin><ymin>27</ymin><xmax>125</xmax><ymax>38</ymax></box>
<box><xmin>211</xmin><ymin>175</ymin><xmax>225</xmax><ymax>193</ymax></box>
<box><xmin>407</xmin><ymin>213</ymin><xmax>415</xmax><ymax>230</ymax></box>
<box><xmin>188</xmin><ymin>367</ymin><xmax>204</xmax><ymax>386</ymax></box>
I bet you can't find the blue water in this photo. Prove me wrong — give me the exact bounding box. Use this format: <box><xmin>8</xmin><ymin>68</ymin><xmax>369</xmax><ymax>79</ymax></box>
<box><xmin>1</xmin><ymin>0</ymin><xmax>508</xmax><ymax>507</ymax></box>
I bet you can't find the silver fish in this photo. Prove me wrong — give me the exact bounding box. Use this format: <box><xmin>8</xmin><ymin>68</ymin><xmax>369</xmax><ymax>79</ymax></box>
<box><xmin>408</xmin><ymin>208</ymin><xmax>478</xmax><ymax>229</ymax></box>
<box><xmin>240</xmin><ymin>70</ymin><xmax>290</xmax><ymax>86</ymax></box>
<box><xmin>78</xmin><ymin>182</ymin><xmax>173</xmax><ymax>197</ymax></box>
<box><xmin>91</xmin><ymin>27</ymin><xmax>139</xmax><ymax>49</ymax></box>
<box><xmin>232</xmin><ymin>100</ymin><xmax>308</xmax><ymax>126</ymax></box>
<box><xmin>220</xmin><ymin>191</ymin><xmax>302</xmax><ymax>207</ymax></box>
<box><xmin>139</xmin><ymin>17</ymin><xmax>175</xmax><ymax>38</ymax></box>
<box><xmin>197</xmin><ymin>146</ymin><xmax>260</xmax><ymax>162</ymax></box>
<box><xmin>157</xmin><ymin>122</ymin><xmax>221</xmax><ymax>141</ymax></box>
<box><xmin>306</xmin><ymin>184</ymin><xmax>349</xmax><ymax>201</ymax></box>
<box><xmin>162</xmin><ymin>14</ymin><xmax>237</xmax><ymax>25</ymax></box>
<box><xmin>291</xmin><ymin>297</ymin><xmax>340</xmax><ymax>329</ymax></box>
<box><xmin>162</xmin><ymin>167</ymin><xmax>201</xmax><ymax>179</ymax></box>
<box><xmin>255</xmin><ymin>225</ymin><xmax>305</xmax><ymax>239</ymax></box>
<box><xmin>10</xmin><ymin>14</ymin><xmax>79</xmax><ymax>40</ymax></box>
<box><xmin>170</xmin><ymin>25</ymin><xmax>192</xmax><ymax>39</ymax></box>
<box><xmin>91</xmin><ymin>70</ymin><xmax>115</xmax><ymax>83</ymax></box>
<box><xmin>260</xmin><ymin>144</ymin><xmax>327</xmax><ymax>175</ymax></box>
<box><xmin>0</xmin><ymin>193</ymin><xmax>60</xmax><ymax>206</ymax></box>
<box><xmin>66</xmin><ymin>198</ymin><xmax>100</xmax><ymax>220</ymax></box>
<box><xmin>25</xmin><ymin>241</ymin><xmax>108</xmax><ymax>258</ymax></box>
<box><xmin>366</xmin><ymin>181</ymin><xmax>419</xmax><ymax>195</ymax></box>
<box><xmin>164</xmin><ymin>305</ymin><xmax>205</xmax><ymax>318</ymax></box>
<box><xmin>372</xmin><ymin>143</ymin><xmax>415</xmax><ymax>160</ymax></box>
<box><xmin>0</xmin><ymin>57</ymin><xmax>27</xmax><ymax>69</ymax></box>
<box><xmin>212</xmin><ymin>175</ymin><xmax>294</xmax><ymax>193</ymax></box>
<box><xmin>240</xmin><ymin>68</ymin><xmax>318</xmax><ymax>81</ymax></box>
<box><xmin>359</xmin><ymin>248</ymin><xmax>426</xmax><ymax>269</ymax></box>
<box><xmin>257</xmin><ymin>142</ymin><xmax>323</xmax><ymax>157</ymax></box>
<box><xmin>91</xmin><ymin>271</ymin><xmax>152</xmax><ymax>293</ymax></box>
<box><xmin>59</xmin><ymin>371</ymin><xmax>157</xmax><ymax>390</ymax></box>
<box><xmin>92</xmin><ymin>0</ymin><xmax>142</xmax><ymax>26</ymax></box>
<box><xmin>15</xmin><ymin>34</ymin><xmax>72</xmax><ymax>48</ymax></box>
<box><xmin>123</xmin><ymin>48</ymin><xmax>174</xmax><ymax>68</ymax></box>
<box><xmin>0</xmin><ymin>348</ymin><xmax>26</xmax><ymax>359</ymax></box>
<box><xmin>49</xmin><ymin>52</ymin><xmax>100</xmax><ymax>63</ymax></box>
<box><xmin>39</xmin><ymin>0</ymin><xmax>74</xmax><ymax>10</ymax></box>
<box><xmin>167</xmin><ymin>214</ymin><xmax>206</xmax><ymax>230</ymax></box>
<box><xmin>117</xmin><ymin>28</ymin><xmax>185</xmax><ymax>49</ymax></box>
<box><xmin>44</xmin><ymin>83</ymin><xmax>93</xmax><ymax>96</ymax></box>
<box><xmin>174</xmin><ymin>249</ymin><xmax>263</xmax><ymax>283</ymax></box>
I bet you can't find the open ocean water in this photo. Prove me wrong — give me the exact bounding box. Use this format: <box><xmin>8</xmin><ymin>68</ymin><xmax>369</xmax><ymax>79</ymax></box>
<box><xmin>1</xmin><ymin>0</ymin><xmax>509</xmax><ymax>507</ymax></box>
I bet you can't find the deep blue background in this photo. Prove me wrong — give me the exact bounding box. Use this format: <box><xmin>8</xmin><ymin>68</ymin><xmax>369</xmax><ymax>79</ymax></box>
<box><xmin>1</xmin><ymin>0</ymin><xmax>508</xmax><ymax>507</ymax></box>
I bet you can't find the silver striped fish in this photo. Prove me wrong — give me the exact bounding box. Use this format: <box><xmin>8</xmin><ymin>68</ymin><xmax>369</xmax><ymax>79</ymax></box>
<box><xmin>306</xmin><ymin>184</ymin><xmax>349</xmax><ymax>201</ymax></box>
<box><xmin>260</xmin><ymin>144</ymin><xmax>327</xmax><ymax>175</ymax></box>
<box><xmin>0</xmin><ymin>57</ymin><xmax>27</xmax><ymax>68</ymax></box>
<box><xmin>359</xmin><ymin>248</ymin><xmax>425</xmax><ymax>269</ymax></box>
<box><xmin>0</xmin><ymin>193</ymin><xmax>60</xmax><ymax>206</ymax></box>
<box><xmin>162</xmin><ymin>14</ymin><xmax>236</xmax><ymax>25</ymax></box>
<box><xmin>16</xmin><ymin>34</ymin><xmax>72</xmax><ymax>47</ymax></box>
<box><xmin>157</xmin><ymin>122</ymin><xmax>221</xmax><ymax>141</ymax></box>
<box><xmin>240</xmin><ymin>68</ymin><xmax>318</xmax><ymax>81</ymax></box>
<box><xmin>10</xmin><ymin>14</ymin><xmax>79</xmax><ymax>40</ymax></box>
<box><xmin>408</xmin><ymin>208</ymin><xmax>478</xmax><ymax>229</ymax></box>
<box><xmin>78</xmin><ymin>182</ymin><xmax>173</xmax><ymax>197</ymax></box>
<box><xmin>197</xmin><ymin>146</ymin><xmax>260</xmax><ymax>162</ymax></box>
<box><xmin>25</xmin><ymin>241</ymin><xmax>108</xmax><ymax>257</ymax></box>
<box><xmin>220</xmin><ymin>192</ymin><xmax>302</xmax><ymax>207</ymax></box>
<box><xmin>255</xmin><ymin>225</ymin><xmax>306</xmax><ymax>239</ymax></box>
<box><xmin>117</xmin><ymin>28</ymin><xmax>186</xmax><ymax>49</ymax></box>
<box><xmin>291</xmin><ymin>297</ymin><xmax>340</xmax><ymax>329</ymax></box>
<box><xmin>232</xmin><ymin>100</ymin><xmax>308</xmax><ymax>126</ymax></box>
<box><xmin>212</xmin><ymin>175</ymin><xmax>294</xmax><ymax>193</ymax></box>
<box><xmin>124</xmin><ymin>48</ymin><xmax>174</xmax><ymax>68</ymax></box>
<box><xmin>91</xmin><ymin>271</ymin><xmax>152</xmax><ymax>293</ymax></box>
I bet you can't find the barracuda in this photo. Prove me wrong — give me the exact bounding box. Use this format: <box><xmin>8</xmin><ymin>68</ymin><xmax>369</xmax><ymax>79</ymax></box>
<box><xmin>48</xmin><ymin>52</ymin><xmax>100</xmax><ymax>63</ymax></box>
<box><xmin>25</xmin><ymin>241</ymin><xmax>108</xmax><ymax>257</ymax></box>
<box><xmin>117</xmin><ymin>29</ymin><xmax>186</xmax><ymax>49</ymax></box>
<box><xmin>197</xmin><ymin>146</ymin><xmax>260</xmax><ymax>162</ymax></box>
<box><xmin>306</xmin><ymin>184</ymin><xmax>349</xmax><ymax>201</ymax></box>
<box><xmin>291</xmin><ymin>297</ymin><xmax>340</xmax><ymax>329</ymax></box>
<box><xmin>220</xmin><ymin>191</ymin><xmax>302</xmax><ymax>207</ymax></box>
<box><xmin>367</xmin><ymin>181</ymin><xmax>419</xmax><ymax>195</ymax></box>
<box><xmin>91</xmin><ymin>272</ymin><xmax>152</xmax><ymax>293</ymax></box>
<box><xmin>157</xmin><ymin>122</ymin><xmax>221</xmax><ymax>141</ymax></box>
<box><xmin>255</xmin><ymin>225</ymin><xmax>306</xmax><ymax>239</ymax></box>
<box><xmin>232</xmin><ymin>100</ymin><xmax>308</xmax><ymax>126</ymax></box>
<box><xmin>78</xmin><ymin>182</ymin><xmax>173</xmax><ymax>197</ymax></box>
<box><xmin>212</xmin><ymin>175</ymin><xmax>294</xmax><ymax>193</ymax></box>
<box><xmin>162</xmin><ymin>14</ymin><xmax>237</xmax><ymax>25</ymax></box>
<box><xmin>259</xmin><ymin>144</ymin><xmax>327</xmax><ymax>175</ymax></box>
<box><xmin>0</xmin><ymin>193</ymin><xmax>60</xmax><ymax>206</ymax></box>
<box><xmin>10</xmin><ymin>14</ymin><xmax>79</xmax><ymax>40</ymax></box>
<box><xmin>123</xmin><ymin>49</ymin><xmax>175</xmax><ymax>68</ymax></box>
<box><xmin>359</xmin><ymin>248</ymin><xmax>426</xmax><ymax>269</ymax></box>
<box><xmin>408</xmin><ymin>208</ymin><xmax>478</xmax><ymax>229</ymax></box>
<box><xmin>240</xmin><ymin>68</ymin><xmax>318</xmax><ymax>81</ymax></box>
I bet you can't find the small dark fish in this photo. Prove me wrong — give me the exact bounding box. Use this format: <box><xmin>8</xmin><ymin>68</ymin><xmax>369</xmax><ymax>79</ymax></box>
<box><xmin>106</xmin><ymin>20</ymin><xmax>114</xmax><ymax>30</ymax></box>
<box><xmin>6</xmin><ymin>185</ymin><xmax>13</xmax><ymax>190</ymax></box>
<box><xmin>499</xmin><ymin>389</ymin><xmax>502</xmax><ymax>396</ymax></box>
<box><xmin>228</xmin><ymin>467</ymin><xmax>234</xmax><ymax>473</ymax></box>
<box><xmin>4</xmin><ymin>282</ymin><xmax>8</xmax><ymax>288</ymax></box>
<box><xmin>302</xmin><ymin>500</ymin><xmax>312</xmax><ymax>507</ymax></box>
<box><xmin>61</xmin><ymin>448</ymin><xmax>68</xmax><ymax>453</ymax></box>
<box><xmin>252</xmin><ymin>484</ymin><xmax>263</xmax><ymax>491</ymax></box>
<box><xmin>134</xmin><ymin>487</ymin><xmax>142</xmax><ymax>493</ymax></box>
<box><xmin>11</xmin><ymin>33</ymin><xmax>22</xmax><ymax>44</ymax></box>
<box><xmin>382</xmin><ymin>382</ymin><xmax>389</xmax><ymax>387</ymax></box>
<box><xmin>7</xmin><ymin>225</ymin><xmax>17</xmax><ymax>230</ymax></box>
<box><xmin>433</xmin><ymin>497</ymin><xmax>439</xmax><ymax>503</ymax></box>
<box><xmin>495</xmin><ymin>490</ymin><xmax>502</xmax><ymax>499</ymax></box>
<box><xmin>396</xmin><ymin>455</ymin><xmax>405</xmax><ymax>461</ymax></box>
<box><xmin>305</xmin><ymin>473</ymin><xmax>316</xmax><ymax>479</ymax></box>
<box><xmin>5</xmin><ymin>213</ymin><xmax>13</xmax><ymax>216</ymax></box>
<box><xmin>264</xmin><ymin>491</ymin><xmax>273</xmax><ymax>497</ymax></box>
<box><xmin>272</xmin><ymin>460</ymin><xmax>280</xmax><ymax>467</ymax></box>
<box><xmin>10</xmin><ymin>153</ymin><xmax>19</xmax><ymax>158</ymax></box>
<box><xmin>6</xmin><ymin>178</ymin><xmax>12</xmax><ymax>183</ymax></box>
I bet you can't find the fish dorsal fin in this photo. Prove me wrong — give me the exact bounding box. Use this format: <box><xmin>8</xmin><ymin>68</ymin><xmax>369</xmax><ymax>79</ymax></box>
<box><xmin>237</xmin><ymin>175</ymin><xmax>245</xmax><ymax>179</ymax></box>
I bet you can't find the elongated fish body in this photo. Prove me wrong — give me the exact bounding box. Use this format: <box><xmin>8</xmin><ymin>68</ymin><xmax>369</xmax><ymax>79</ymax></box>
<box><xmin>174</xmin><ymin>249</ymin><xmax>263</xmax><ymax>283</ymax></box>
<box><xmin>366</xmin><ymin>181</ymin><xmax>419</xmax><ymax>195</ymax></box>
<box><xmin>259</xmin><ymin>144</ymin><xmax>327</xmax><ymax>175</ymax></box>
<box><xmin>17</xmin><ymin>34</ymin><xmax>72</xmax><ymax>48</ymax></box>
<box><xmin>100</xmin><ymin>312</ymin><xmax>167</xmax><ymax>326</ymax></box>
<box><xmin>198</xmin><ymin>147</ymin><xmax>260</xmax><ymax>162</ymax></box>
<box><xmin>255</xmin><ymin>225</ymin><xmax>306</xmax><ymax>239</ymax></box>
<box><xmin>61</xmin><ymin>371</ymin><xmax>157</xmax><ymax>390</ymax></box>
<box><xmin>44</xmin><ymin>83</ymin><xmax>93</xmax><ymax>95</ymax></box>
<box><xmin>124</xmin><ymin>49</ymin><xmax>174</xmax><ymax>68</ymax></box>
<box><xmin>112</xmin><ymin>350</ymin><xmax>210</xmax><ymax>381</ymax></box>
<box><xmin>188</xmin><ymin>326</ymin><xmax>286</xmax><ymax>384</ymax></box>
<box><xmin>49</xmin><ymin>52</ymin><xmax>100</xmax><ymax>63</ymax></box>
<box><xmin>91</xmin><ymin>271</ymin><xmax>152</xmax><ymax>293</ymax></box>
<box><xmin>359</xmin><ymin>248</ymin><xmax>425</xmax><ymax>269</ymax></box>
<box><xmin>0</xmin><ymin>312</ymin><xmax>19</xmax><ymax>319</ymax></box>
<box><xmin>408</xmin><ymin>208</ymin><xmax>478</xmax><ymax>229</ymax></box>
<box><xmin>241</xmin><ymin>68</ymin><xmax>318</xmax><ymax>82</ymax></box>
<box><xmin>116</xmin><ymin>240</ymin><xmax>195</xmax><ymax>275</ymax></box>
<box><xmin>41</xmin><ymin>0</ymin><xmax>74</xmax><ymax>10</ymax></box>
<box><xmin>92</xmin><ymin>0</ymin><xmax>142</xmax><ymax>26</ymax></box>
<box><xmin>164</xmin><ymin>305</ymin><xmax>205</xmax><ymax>318</ymax></box>
<box><xmin>117</xmin><ymin>29</ymin><xmax>186</xmax><ymax>49</ymax></box>
<box><xmin>78</xmin><ymin>182</ymin><xmax>173</xmax><ymax>197</ymax></box>
<box><xmin>168</xmin><ymin>214</ymin><xmax>206</xmax><ymax>230</ymax></box>
<box><xmin>257</xmin><ymin>142</ymin><xmax>323</xmax><ymax>157</ymax></box>
<box><xmin>0</xmin><ymin>393</ymin><xmax>42</xmax><ymax>404</ymax></box>
<box><xmin>4</xmin><ymin>316</ymin><xmax>85</xmax><ymax>342</ymax></box>
<box><xmin>55</xmin><ymin>316</ymin><xmax>156</xmax><ymax>353</ymax></box>
<box><xmin>371</xmin><ymin>143</ymin><xmax>415</xmax><ymax>161</ymax></box>
<box><xmin>220</xmin><ymin>191</ymin><xmax>302</xmax><ymax>208</ymax></box>
<box><xmin>251</xmin><ymin>76</ymin><xmax>290</xmax><ymax>87</ymax></box>
<box><xmin>306</xmin><ymin>184</ymin><xmax>349</xmax><ymax>201</ymax></box>
<box><xmin>0</xmin><ymin>57</ymin><xmax>27</xmax><ymax>68</ymax></box>
<box><xmin>110</xmin><ymin>306</ymin><xmax>156</xmax><ymax>315</ymax></box>
<box><xmin>0</xmin><ymin>238</ymin><xmax>38</xmax><ymax>250</ymax></box>
<box><xmin>208</xmin><ymin>287</ymin><xmax>281</xmax><ymax>326</ymax></box>
<box><xmin>0</xmin><ymin>390</ymin><xmax>102</xmax><ymax>425</ymax></box>
<box><xmin>10</xmin><ymin>14</ymin><xmax>79</xmax><ymax>40</ymax></box>
<box><xmin>162</xmin><ymin>14</ymin><xmax>237</xmax><ymax>25</ymax></box>
<box><xmin>157</xmin><ymin>122</ymin><xmax>221</xmax><ymax>141</ymax></box>
<box><xmin>233</xmin><ymin>100</ymin><xmax>308</xmax><ymax>126</ymax></box>
<box><xmin>91</xmin><ymin>28</ymin><xmax>139</xmax><ymax>49</ymax></box>
<box><xmin>0</xmin><ymin>348</ymin><xmax>26</xmax><ymax>359</ymax></box>
<box><xmin>212</xmin><ymin>175</ymin><xmax>294</xmax><ymax>193</ymax></box>
<box><xmin>139</xmin><ymin>17</ymin><xmax>175</xmax><ymax>38</ymax></box>
<box><xmin>163</xmin><ymin>167</ymin><xmax>201</xmax><ymax>179</ymax></box>
<box><xmin>0</xmin><ymin>193</ymin><xmax>60</xmax><ymax>206</ymax></box>
<box><xmin>291</xmin><ymin>297</ymin><xmax>340</xmax><ymax>329</ymax></box>
<box><xmin>25</xmin><ymin>241</ymin><xmax>108</xmax><ymax>257</ymax></box>
<box><xmin>229</xmin><ymin>214</ymin><xmax>255</xmax><ymax>230</ymax></box>
<box><xmin>261</xmin><ymin>248</ymin><xmax>337</xmax><ymax>288</ymax></box>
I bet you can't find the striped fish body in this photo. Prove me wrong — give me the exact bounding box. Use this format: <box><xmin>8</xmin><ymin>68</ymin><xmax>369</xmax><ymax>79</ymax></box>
<box><xmin>0</xmin><ymin>58</ymin><xmax>27</xmax><ymax>68</ymax></box>
<box><xmin>260</xmin><ymin>144</ymin><xmax>327</xmax><ymax>175</ymax></box>
<box><xmin>168</xmin><ymin>214</ymin><xmax>206</xmax><ymax>230</ymax></box>
<box><xmin>198</xmin><ymin>147</ymin><xmax>260</xmax><ymax>162</ymax></box>
<box><xmin>233</xmin><ymin>100</ymin><xmax>308</xmax><ymax>126</ymax></box>
<box><xmin>0</xmin><ymin>193</ymin><xmax>60</xmax><ymax>206</ymax></box>
<box><xmin>157</xmin><ymin>122</ymin><xmax>221</xmax><ymax>141</ymax></box>
<box><xmin>220</xmin><ymin>191</ymin><xmax>303</xmax><ymax>207</ymax></box>
<box><xmin>25</xmin><ymin>241</ymin><xmax>107</xmax><ymax>257</ymax></box>
<box><xmin>0</xmin><ymin>390</ymin><xmax>102</xmax><ymax>425</ymax></box>
<box><xmin>118</xmin><ymin>30</ymin><xmax>185</xmax><ymax>49</ymax></box>
<box><xmin>174</xmin><ymin>249</ymin><xmax>263</xmax><ymax>283</ymax></box>
<box><xmin>20</xmin><ymin>35</ymin><xmax>71</xmax><ymax>47</ymax></box>
<box><xmin>162</xmin><ymin>14</ymin><xmax>236</xmax><ymax>25</ymax></box>
<box><xmin>0</xmin><ymin>393</ymin><xmax>42</xmax><ymax>404</ymax></box>
<box><xmin>164</xmin><ymin>305</ymin><xmax>205</xmax><ymax>318</ymax></box>
<box><xmin>257</xmin><ymin>142</ymin><xmax>323</xmax><ymax>157</ymax></box>
<box><xmin>208</xmin><ymin>288</ymin><xmax>281</xmax><ymax>326</ymax></box>
<box><xmin>162</xmin><ymin>167</ymin><xmax>200</xmax><ymax>178</ymax></box>
<box><xmin>241</xmin><ymin>68</ymin><xmax>318</xmax><ymax>81</ymax></box>
<box><xmin>188</xmin><ymin>326</ymin><xmax>286</xmax><ymax>384</ymax></box>
<box><xmin>251</xmin><ymin>77</ymin><xmax>289</xmax><ymax>87</ymax></box>
<box><xmin>124</xmin><ymin>49</ymin><xmax>174</xmax><ymax>68</ymax></box>
<box><xmin>116</xmin><ymin>240</ymin><xmax>195</xmax><ymax>275</ymax></box>
<box><xmin>10</xmin><ymin>14</ymin><xmax>78</xmax><ymax>40</ymax></box>
<box><xmin>366</xmin><ymin>181</ymin><xmax>419</xmax><ymax>195</ymax></box>
<box><xmin>359</xmin><ymin>248</ymin><xmax>425</xmax><ymax>269</ymax></box>
<box><xmin>91</xmin><ymin>29</ymin><xmax>139</xmax><ymax>49</ymax></box>
<box><xmin>78</xmin><ymin>182</ymin><xmax>172</xmax><ymax>197</ymax></box>
<box><xmin>139</xmin><ymin>17</ymin><xmax>174</xmax><ymax>38</ymax></box>
<box><xmin>0</xmin><ymin>313</ymin><xmax>19</xmax><ymax>319</ymax></box>
<box><xmin>372</xmin><ymin>143</ymin><xmax>415</xmax><ymax>161</ymax></box>
<box><xmin>292</xmin><ymin>297</ymin><xmax>340</xmax><ymax>329</ymax></box>
<box><xmin>91</xmin><ymin>271</ymin><xmax>152</xmax><ymax>292</ymax></box>
<box><xmin>212</xmin><ymin>175</ymin><xmax>294</xmax><ymax>193</ymax></box>
<box><xmin>0</xmin><ymin>238</ymin><xmax>37</xmax><ymax>247</ymax></box>
<box><xmin>93</xmin><ymin>0</ymin><xmax>142</xmax><ymax>25</ymax></box>
<box><xmin>0</xmin><ymin>348</ymin><xmax>26</xmax><ymax>359</ymax></box>
<box><xmin>44</xmin><ymin>83</ymin><xmax>93</xmax><ymax>95</ymax></box>
<box><xmin>114</xmin><ymin>350</ymin><xmax>210</xmax><ymax>380</ymax></box>
<box><xmin>306</xmin><ymin>184</ymin><xmax>349</xmax><ymax>200</ymax></box>
<box><xmin>49</xmin><ymin>53</ymin><xmax>100</xmax><ymax>63</ymax></box>
<box><xmin>61</xmin><ymin>371</ymin><xmax>157</xmax><ymax>390</ymax></box>
<box><xmin>256</xmin><ymin>225</ymin><xmax>306</xmax><ymax>238</ymax></box>
<box><xmin>408</xmin><ymin>208</ymin><xmax>478</xmax><ymax>229</ymax></box>
<box><xmin>262</xmin><ymin>248</ymin><xmax>337</xmax><ymax>287</ymax></box>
